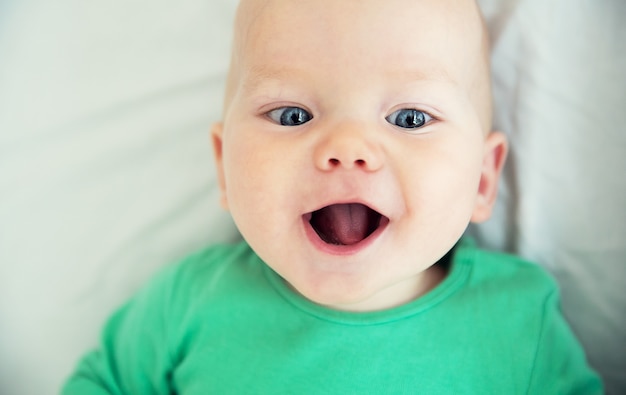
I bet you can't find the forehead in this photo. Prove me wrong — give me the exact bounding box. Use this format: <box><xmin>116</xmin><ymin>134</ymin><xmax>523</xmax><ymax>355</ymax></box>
<box><xmin>235</xmin><ymin>0</ymin><xmax>483</xmax><ymax>85</ymax></box>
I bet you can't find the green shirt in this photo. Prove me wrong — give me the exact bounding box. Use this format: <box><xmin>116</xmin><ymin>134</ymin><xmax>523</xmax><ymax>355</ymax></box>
<box><xmin>63</xmin><ymin>238</ymin><xmax>603</xmax><ymax>394</ymax></box>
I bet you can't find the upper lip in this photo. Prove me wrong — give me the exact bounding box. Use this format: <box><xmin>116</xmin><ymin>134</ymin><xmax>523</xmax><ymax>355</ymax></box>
<box><xmin>304</xmin><ymin>198</ymin><xmax>389</xmax><ymax>219</ymax></box>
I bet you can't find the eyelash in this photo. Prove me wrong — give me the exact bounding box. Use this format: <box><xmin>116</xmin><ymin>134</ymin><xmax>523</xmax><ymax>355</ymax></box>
<box><xmin>266</xmin><ymin>106</ymin><xmax>312</xmax><ymax>126</ymax></box>
<box><xmin>385</xmin><ymin>108</ymin><xmax>434</xmax><ymax>130</ymax></box>
<box><xmin>264</xmin><ymin>106</ymin><xmax>435</xmax><ymax>132</ymax></box>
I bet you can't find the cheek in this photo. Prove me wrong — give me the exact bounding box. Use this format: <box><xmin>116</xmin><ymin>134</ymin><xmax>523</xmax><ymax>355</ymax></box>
<box><xmin>223</xmin><ymin>130</ymin><xmax>272</xmax><ymax>196</ymax></box>
<box><xmin>400</xmin><ymin>137</ymin><xmax>484</xmax><ymax>223</ymax></box>
<box><xmin>222</xmin><ymin>132</ymin><xmax>270</xmax><ymax>220</ymax></box>
<box><xmin>221</xmin><ymin>130</ymin><xmax>300</xmax><ymax>239</ymax></box>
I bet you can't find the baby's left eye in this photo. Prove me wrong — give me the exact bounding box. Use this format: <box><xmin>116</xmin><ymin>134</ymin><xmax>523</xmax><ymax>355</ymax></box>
<box><xmin>386</xmin><ymin>109</ymin><xmax>432</xmax><ymax>130</ymax></box>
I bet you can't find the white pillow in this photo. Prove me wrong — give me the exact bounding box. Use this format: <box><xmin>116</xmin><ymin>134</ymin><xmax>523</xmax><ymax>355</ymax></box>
<box><xmin>0</xmin><ymin>1</ymin><xmax>239</xmax><ymax>394</ymax></box>
<box><xmin>472</xmin><ymin>0</ymin><xmax>626</xmax><ymax>393</ymax></box>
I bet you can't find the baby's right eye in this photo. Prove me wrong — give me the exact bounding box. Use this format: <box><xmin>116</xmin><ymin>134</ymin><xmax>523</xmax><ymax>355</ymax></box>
<box><xmin>266</xmin><ymin>107</ymin><xmax>312</xmax><ymax>126</ymax></box>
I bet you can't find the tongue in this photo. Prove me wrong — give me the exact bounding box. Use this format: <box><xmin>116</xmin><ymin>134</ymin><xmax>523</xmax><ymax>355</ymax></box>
<box><xmin>311</xmin><ymin>203</ymin><xmax>372</xmax><ymax>245</ymax></box>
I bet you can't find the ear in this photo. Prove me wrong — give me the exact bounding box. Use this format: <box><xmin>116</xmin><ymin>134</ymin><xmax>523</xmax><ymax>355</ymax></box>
<box><xmin>211</xmin><ymin>122</ymin><xmax>229</xmax><ymax>210</ymax></box>
<box><xmin>470</xmin><ymin>131</ymin><xmax>508</xmax><ymax>223</ymax></box>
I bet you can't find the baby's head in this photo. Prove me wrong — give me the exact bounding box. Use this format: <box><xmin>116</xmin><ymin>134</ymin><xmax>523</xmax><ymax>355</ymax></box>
<box><xmin>212</xmin><ymin>0</ymin><xmax>507</xmax><ymax>311</ymax></box>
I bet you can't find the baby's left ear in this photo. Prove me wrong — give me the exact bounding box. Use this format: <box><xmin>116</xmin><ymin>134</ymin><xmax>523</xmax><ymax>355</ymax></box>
<box><xmin>470</xmin><ymin>131</ymin><xmax>508</xmax><ymax>223</ymax></box>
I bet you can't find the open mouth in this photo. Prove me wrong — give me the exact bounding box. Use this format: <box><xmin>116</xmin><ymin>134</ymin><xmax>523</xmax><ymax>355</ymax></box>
<box><xmin>306</xmin><ymin>203</ymin><xmax>388</xmax><ymax>246</ymax></box>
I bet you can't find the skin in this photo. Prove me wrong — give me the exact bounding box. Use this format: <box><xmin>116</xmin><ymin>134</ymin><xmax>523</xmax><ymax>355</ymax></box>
<box><xmin>212</xmin><ymin>0</ymin><xmax>508</xmax><ymax>312</ymax></box>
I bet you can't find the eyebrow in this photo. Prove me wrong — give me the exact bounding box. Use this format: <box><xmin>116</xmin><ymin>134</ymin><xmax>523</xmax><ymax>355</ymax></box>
<box><xmin>391</xmin><ymin>67</ymin><xmax>458</xmax><ymax>86</ymax></box>
<box><xmin>240</xmin><ymin>65</ymin><xmax>310</xmax><ymax>93</ymax></box>
<box><xmin>240</xmin><ymin>63</ymin><xmax>458</xmax><ymax>94</ymax></box>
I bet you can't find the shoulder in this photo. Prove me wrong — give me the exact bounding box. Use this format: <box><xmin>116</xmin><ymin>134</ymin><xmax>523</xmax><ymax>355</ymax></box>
<box><xmin>176</xmin><ymin>241</ymin><xmax>258</xmax><ymax>276</ymax></box>
<box><xmin>169</xmin><ymin>240</ymin><xmax>261</xmax><ymax>290</ymax></box>
<box><xmin>453</xmin><ymin>237</ymin><xmax>558</xmax><ymax>298</ymax></box>
<box><xmin>137</xmin><ymin>241</ymin><xmax>261</xmax><ymax>306</ymax></box>
<box><xmin>447</xmin><ymin>239</ymin><xmax>603</xmax><ymax>393</ymax></box>
<box><xmin>446</xmin><ymin>239</ymin><xmax>564</xmax><ymax>376</ymax></box>
<box><xmin>448</xmin><ymin>237</ymin><xmax>561</xmax><ymax>328</ymax></box>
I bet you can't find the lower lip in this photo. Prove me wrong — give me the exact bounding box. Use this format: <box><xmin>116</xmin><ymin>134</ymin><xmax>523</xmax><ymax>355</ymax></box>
<box><xmin>302</xmin><ymin>214</ymin><xmax>390</xmax><ymax>256</ymax></box>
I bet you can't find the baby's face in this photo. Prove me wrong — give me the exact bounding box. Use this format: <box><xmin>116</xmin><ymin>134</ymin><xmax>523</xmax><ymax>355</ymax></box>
<box><xmin>213</xmin><ymin>0</ymin><xmax>506</xmax><ymax>311</ymax></box>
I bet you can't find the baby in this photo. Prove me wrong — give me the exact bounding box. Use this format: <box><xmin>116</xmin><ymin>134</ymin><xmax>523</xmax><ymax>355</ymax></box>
<box><xmin>63</xmin><ymin>0</ymin><xmax>603</xmax><ymax>393</ymax></box>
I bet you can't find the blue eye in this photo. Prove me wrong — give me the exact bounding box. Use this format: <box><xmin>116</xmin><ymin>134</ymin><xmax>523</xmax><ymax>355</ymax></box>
<box><xmin>267</xmin><ymin>106</ymin><xmax>312</xmax><ymax>126</ymax></box>
<box><xmin>386</xmin><ymin>109</ymin><xmax>432</xmax><ymax>130</ymax></box>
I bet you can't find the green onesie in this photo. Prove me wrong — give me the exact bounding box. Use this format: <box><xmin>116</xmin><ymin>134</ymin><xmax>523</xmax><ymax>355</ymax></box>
<box><xmin>62</xmin><ymin>238</ymin><xmax>602</xmax><ymax>394</ymax></box>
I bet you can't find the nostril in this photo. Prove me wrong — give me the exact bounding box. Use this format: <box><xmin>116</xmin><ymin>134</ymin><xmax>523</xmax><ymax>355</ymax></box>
<box><xmin>328</xmin><ymin>158</ymin><xmax>368</xmax><ymax>168</ymax></box>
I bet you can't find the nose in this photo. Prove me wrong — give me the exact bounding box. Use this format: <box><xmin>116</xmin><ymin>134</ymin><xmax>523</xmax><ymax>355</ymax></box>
<box><xmin>313</xmin><ymin>121</ymin><xmax>384</xmax><ymax>172</ymax></box>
